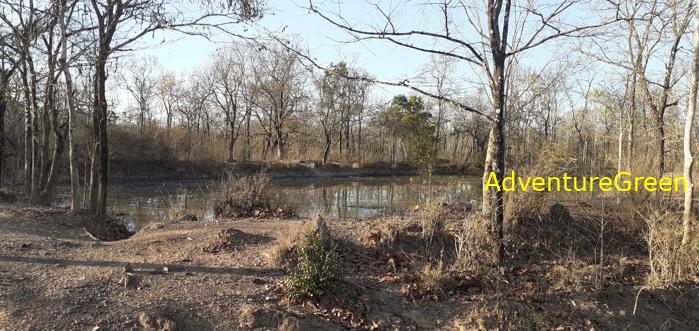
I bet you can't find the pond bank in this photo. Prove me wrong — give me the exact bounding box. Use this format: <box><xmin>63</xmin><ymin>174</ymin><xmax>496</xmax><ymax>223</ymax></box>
<box><xmin>1</xmin><ymin>203</ymin><xmax>697</xmax><ymax>330</ymax></box>
<box><xmin>109</xmin><ymin>159</ymin><xmax>471</xmax><ymax>185</ymax></box>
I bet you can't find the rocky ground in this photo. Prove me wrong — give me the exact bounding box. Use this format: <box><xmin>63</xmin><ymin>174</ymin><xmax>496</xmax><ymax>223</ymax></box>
<box><xmin>1</xmin><ymin>202</ymin><xmax>698</xmax><ymax>330</ymax></box>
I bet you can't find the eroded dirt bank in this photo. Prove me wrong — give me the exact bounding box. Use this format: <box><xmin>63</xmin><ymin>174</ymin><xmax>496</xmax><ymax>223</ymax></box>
<box><xmin>1</xmin><ymin>203</ymin><xmax>698</xmax><ymax>330</ymax></box>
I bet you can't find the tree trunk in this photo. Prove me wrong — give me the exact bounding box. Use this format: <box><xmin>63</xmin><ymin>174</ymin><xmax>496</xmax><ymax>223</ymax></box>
<box><xmin>93</xmin><ymin>57</ymin><xmax>109</xmax><ymax>218</ymax></box>
<box><xmin>244</xmin><ymin>108</ymin><xmax>251</xmax><ymax>161</ymax></box>
<box><xmin>60</xmin><ymin>4</ymin><xmax>81</xmax><ymax>213</ymax></box>
<box><xmin>322</xmin><ymin>132</ymin><xmax>331</xmax><ymax>165</ymax></box>
<box><xmin>0</xmin><ymin>79</ymin><xmax>6</xmax><ymax>187</ymax></box>
<box><xmin>656</xmin><ymin>115</ymin><xmax>665</xmax><ymax>176</ymax></box>
<box><xmin>227</xmin><ymin>122</ymin><xmax>236</xmax><ymax>162</ymax></box>
<box><xmin>275</xmin><ymin>129</ymin><xmax>284</xmax><ymax>160</ymax></box>
<box><xmin>482</xmin><ymin>0</ymin><xmax>509</xmax><ymax>260</ymax></box>
<box><xmin>682</xmin><ymin>6</ymin><xmax>699</xmax><ymax>247</ymax></box>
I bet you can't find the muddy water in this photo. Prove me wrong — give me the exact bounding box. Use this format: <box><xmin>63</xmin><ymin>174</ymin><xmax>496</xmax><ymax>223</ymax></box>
<box><xmin>108</xmin><ymin>176</ymin><xmax>480</xmax><ymax>231</ymax></box>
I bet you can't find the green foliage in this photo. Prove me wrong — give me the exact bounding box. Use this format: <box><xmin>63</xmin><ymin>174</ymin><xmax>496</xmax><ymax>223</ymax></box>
<box><xmin>285</xmin><ymin>231</ymin><xmax>342</xmax><ymax>299</ymax></box>
<box><xmin>382</xmin><ymin>95</ymin><xmax>438</xmax><ymax>170</ymax></box>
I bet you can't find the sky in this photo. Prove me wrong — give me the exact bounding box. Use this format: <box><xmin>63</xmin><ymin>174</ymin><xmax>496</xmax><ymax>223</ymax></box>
<box><xmin>115</xmin><ymin>0</ymin><xmax>642</xmax><ymax>114</ymax></box>
<box><xmin>130</xmin><ymin>1</ymin><xmax>433</xmax><ymax>100</ymax></box>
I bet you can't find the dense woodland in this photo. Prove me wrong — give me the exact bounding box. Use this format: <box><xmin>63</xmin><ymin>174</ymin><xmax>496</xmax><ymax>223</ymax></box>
<box><xmin>2</xmin><ymin>0</ymin><xmax>699</xmax><ymax>265</ymax></box>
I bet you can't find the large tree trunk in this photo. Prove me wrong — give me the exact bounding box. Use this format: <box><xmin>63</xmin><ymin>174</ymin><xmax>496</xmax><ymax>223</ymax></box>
<box><xmin>93</xmin><ymin>57</ymin><xmax>109</xmax><ymax>218</ymax></box>
<box><xmin>682</xmin><ymin>6</ymin><xmax>699</xmax><ymax>247</ymax></box>
<box><xmin>482</xmin><ymin>0</ymin><xmax>509</xmax><ymax>260</ymax></box>
<box><xmin>0</xmin><ymin>79</ymin><xmax>6</xmax><ymax>187</ymax></box>
<box><xmin>60</xmin><ymin>4</ymin><xmax>81</xmax><ymax>213</ymax></box>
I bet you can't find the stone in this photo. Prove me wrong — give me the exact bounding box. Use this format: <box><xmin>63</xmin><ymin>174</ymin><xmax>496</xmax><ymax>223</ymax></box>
<box><xmin>138</xmin><ymin>312</ymin><xmax>177</xmax><ymax>331</ymax></box>
<box><xmin>120</xmin><ymin>273</ymin><xmax>137</xmax><ymax>288</ymax></box>
<box><xmin>157</xmin><ymin>318</ymin><xmax>177</xmax><ymax>331</ymax></box>
<box><xmin>240</xmin><ymin>307</ymin><xmax>285</xmax><ymax>329</ymax></box>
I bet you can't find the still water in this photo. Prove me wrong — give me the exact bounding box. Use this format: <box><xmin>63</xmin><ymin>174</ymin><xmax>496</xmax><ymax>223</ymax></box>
<box><xmin>108</xmin><ymin>176</ymin><xmax>480</xmax><ymax>231</ymax></box>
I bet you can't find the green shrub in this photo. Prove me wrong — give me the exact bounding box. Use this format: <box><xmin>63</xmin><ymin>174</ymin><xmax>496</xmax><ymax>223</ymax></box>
<box><xmin>285</xmin><ymin>231</ymin><xmax>342</xmax><ymax>299</ymax></box>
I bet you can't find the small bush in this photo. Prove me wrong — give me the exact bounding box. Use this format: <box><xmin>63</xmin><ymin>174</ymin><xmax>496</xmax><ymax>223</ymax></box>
<box><xmin>285</xmin><ymin>224</ymin><xmax>342</xmax><ymax>299</ymax></box>
<box><xmin>214</xmin><ymin>171</ymin><xmax>294</xmax><ymax>218</ymax></box>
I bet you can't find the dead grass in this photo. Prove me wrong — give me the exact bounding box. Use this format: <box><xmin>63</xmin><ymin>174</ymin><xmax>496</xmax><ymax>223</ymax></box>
<box><xmin>505</xmin><ymin>144</ymin><xmax>577</xmax><ymax>222</ymax></box>
<box><xmin>639</xmin><ymin>205</ymin><xmax>699</xmax><ymax>287</ymax></box>
<box><xmin>417</xmin><ymin>200</ymin><xmax>448</xmax><ymax>247</ymax></box>
<box><xmin>451</xmin><ymin>213</ymin><xmax>499</xmax><ymax>277</ymax></box>
<box><xmin>214</xmin><ymin>171</ymin><xmax>294</xmax><ymax>218</ymax></box>
<box><xmin>451</xmin><ymin>300</ymin><xmax>545</xmax><ymax>331</ymax></box>
<box><xmin>414</xmin><ymin>261</ymin><xmax>450</xmax><ymax>297</ymax></box>
<box><xmin>266</xmin><ymin>221</ymin><xmax>309</xmax><ymax>268</ymax></box>
<box><xmin>364</xmin><ymin>222</ymin><xmax>400</xmax><ymax>248</ymax></box>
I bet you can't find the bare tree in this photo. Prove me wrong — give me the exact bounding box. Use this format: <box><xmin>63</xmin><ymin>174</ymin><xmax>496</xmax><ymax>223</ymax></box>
<box><xmin>583</xmin><ymin>0</ymin><xmax>693</xmax><ymax>176</ymax></box>
<box><xmin>157</xmin><ymin>72</ymin><xmax>179</xmax><ymax>139</ymax></box>
<box><xmin>0</xmin><ymin>31</ymin><xmax>20</xmax><ymax>188</ymax></box>
<box><xmin>682</xmin><ymin>3</ymin><xmax>699</xmax><ymax>246</ymax></box>
<box><xmin>307</xmin><ymin>0</ymin><xmax>617</xmax><ymax>257</ymax></box>
<box><xmin>249</xmin><ymin>43</ymin><xmax>307</xmax><ymax>160</ymax></box>
<box><xmin>122</xmin><ymin>56</ymin><xmax>159</xmax><ymax>138</ymax></box>
<box><xmin>85</xmin><ymin>0</ymin><xmax>263</xmax><ymax>217</ymax></box>
<box><xmin>208</xmin><ymin>47</ymin><xmax>248</xmax><ymax>161</ymax></box>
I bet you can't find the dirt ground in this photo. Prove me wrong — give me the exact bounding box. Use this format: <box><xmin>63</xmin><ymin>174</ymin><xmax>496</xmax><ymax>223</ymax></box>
<box><xmin>1</xmin><ymin>202</ymin><xmax>698</xmax><ymax>330</ymax></box>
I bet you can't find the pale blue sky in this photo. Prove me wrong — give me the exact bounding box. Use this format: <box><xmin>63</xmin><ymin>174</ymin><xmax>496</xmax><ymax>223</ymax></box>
<box><xmin>134</xmin><ymin>1</ymin><xmax>431</xmax><ymax>96</ymax></box>
<box><xmin>118</xmin><ymin>0</ymin><xmax>647</xmax><ymax>111</ymax></box>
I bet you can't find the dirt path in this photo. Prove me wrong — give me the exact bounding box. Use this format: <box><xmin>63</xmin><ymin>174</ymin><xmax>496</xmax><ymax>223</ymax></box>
<box><xmin>2</xmin><ymin>203</ymin><xmax>699</xmax><ymax>330</ymax></box>
<box><xmin>0</xmin><ymin>204</ymin><xmax>298</xmax><ymax>330</ymax></box>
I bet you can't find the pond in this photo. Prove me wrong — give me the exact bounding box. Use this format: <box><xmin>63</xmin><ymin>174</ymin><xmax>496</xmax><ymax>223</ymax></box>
<box><xmin>107</xmin><ymin>176</ymin><xmax>481</xmax><ymax>231</ymax></box>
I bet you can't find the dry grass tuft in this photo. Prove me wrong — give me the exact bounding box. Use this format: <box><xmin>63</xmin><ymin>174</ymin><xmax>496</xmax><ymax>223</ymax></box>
<box><xmin>266</xmin><ymin>221</ymin><xmax>308</xmax><ymax>268</ymax></box>
<box><xmin>214</xmin><ymin>171</ymin><xmax>294</xmax><ymax>218</ymax></box>
<box><xmin>417</xmin><ymin>200</ymin><xmax>452</xmax><ymax>250</ymax></box>
<box><xmin>415</xmin><ymin>261</ymin><xmax>450</xmax><ymax>296</ymax></box>
<box><xmin>364</xmin><ymin>222</ymin><xmax>400</xmax><ymax>249</ymax></box>
<box><xmin>639</xmin><ymin>206</ymin><xmax>699</xmax><ymax>287</ymax></box>
<box><xmin>451</xmin><ymin>213</ymin><xmax>499</xmax><ymax>277</ymax></box>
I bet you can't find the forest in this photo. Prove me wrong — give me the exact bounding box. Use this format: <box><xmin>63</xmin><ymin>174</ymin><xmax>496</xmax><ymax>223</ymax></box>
<box><xmin>1</xmin><ymin>0</ymin><xmax>699</xmax><ymax>330</ymax></box>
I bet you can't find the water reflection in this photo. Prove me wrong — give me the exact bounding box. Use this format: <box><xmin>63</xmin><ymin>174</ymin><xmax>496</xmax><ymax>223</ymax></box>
<box><xmin>108</xmin><ymin>176</ymin><xmax>479</xmax><ymax>230</ymax></box>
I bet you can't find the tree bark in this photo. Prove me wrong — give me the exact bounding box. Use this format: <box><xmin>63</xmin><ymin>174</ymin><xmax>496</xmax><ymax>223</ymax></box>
<box><xmin>60</xmin><ymin>0</ymin><xmax>81</xmax><ymax>213</ymax></box>
<box><xmin>0</xmin><ymin>78</ymin><xmax>6</xmax><ymax>187</ymax></box>
<box><xmin>682</xmin><ymin>5</ymin><xmax>699</xmax><ymax>247</ymax></box>
<box><xmin>93</xmin><ymin>57</ymin><xmax>109</xmax><ymax>217</ymax></box>
<box><xmin>481</xmin><ymin>0</ymin><xmax>510</xmax><ymax>260</ymax></box>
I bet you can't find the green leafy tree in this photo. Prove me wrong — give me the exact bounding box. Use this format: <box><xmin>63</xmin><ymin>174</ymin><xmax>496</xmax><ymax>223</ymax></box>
<box><xmin>381</xmin><ymin>95</ymin><xmax>438</xmax><ymax>172</ymax></box>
